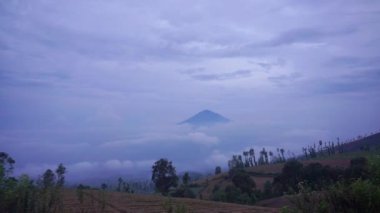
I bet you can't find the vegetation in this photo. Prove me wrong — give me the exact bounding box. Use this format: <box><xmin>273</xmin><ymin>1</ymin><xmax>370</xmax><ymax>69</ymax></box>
<box><xmin>279</xmin><ymin>155</ymin><xmax>380</xmax><ymax>212</ymax></box>
<box><xmin>151</xmin><ymin>158</ymin><xmax>179</xmax><ymax>195</ymax></box>
<box><xmin>211</xmin><ymin>169</ymin><xmax>257</xmax><ymax>204</ymax></box>
<box><xmin>1</xmin><ymin>131</ymin><xmax>379</xmax><ymax>212</ymax></box>
<box><xmin>228</xmin><ymin>147</ymin><xmax>289</xmax><ymax>170</ymax></box>
<box><xmin>171</xmin><ymin>172</ymin><xmax>196</xmax><ymax>198</ymax></box>
<box><xmin>116</xmin><ymin>177</ymin><xmax>134</xmax><ymax>193</ymax></box>
<box><xmin>0</xmin><ymin>152</ymin><xmax>66</xmax><ymax>213</ymax></box>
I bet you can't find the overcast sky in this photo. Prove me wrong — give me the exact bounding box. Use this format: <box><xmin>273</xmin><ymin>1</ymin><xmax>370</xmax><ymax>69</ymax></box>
<box><xmin>1</xmin><ymin>0</ymin><xmax>380</xmax><ymax>183</ymax></box>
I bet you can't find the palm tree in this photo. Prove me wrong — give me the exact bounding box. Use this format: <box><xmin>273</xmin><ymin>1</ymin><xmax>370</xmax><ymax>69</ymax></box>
<box><xmin>249</xmin><ymin>148</ymin><xmax>257</xmax><ymax>166</ymax></box>
<box><xmin>243</xmin><ymin>151</ymin><xmax>249</xmax><ymax>167</ymax></box>
<box><xmin>262</xmin><ymin>148</ymin><xmax>268</xmax><ymax>164</ymax></box>
<box><xmin>268</xmin><ymin>151</ymin><xmax>273</xmax><ymax>163</ymax></box>
<box><xmin>280</xmin><ymin>148</ymin><xmax>285</xmax><ymax>162</ymax></box>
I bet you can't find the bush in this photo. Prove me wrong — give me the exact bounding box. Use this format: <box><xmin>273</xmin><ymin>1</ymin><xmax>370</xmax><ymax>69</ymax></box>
<box><xmin>345</xmin><ymin>157</ymin><xmax>369</xmax><ymax>180</ymax></box>
<box><xmin>229</xmin><ymin>169</ymin><xmax>255</xmax><ymax>195</ymax></box>
<box><xmin>326</xmin><ymin>179</ymin><xmax>380</xmax><ymax>212</ymax></box>
<box><xmin>273</xmin><ymin>160</ymin><xmax>303</xmax><ymax>194</ymax></box>
<box><xmin>171</xmin><ymin>185</ymin><xmax>195</xmax><ymax>198</ymax></box>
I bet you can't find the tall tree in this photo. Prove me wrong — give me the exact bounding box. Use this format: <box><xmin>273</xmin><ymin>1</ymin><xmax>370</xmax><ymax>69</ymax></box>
<box><xmin>42</xmin><ymin>169</ymin><xmax>56</xmax><ymax>189</ymax></box>
<box><xmin>182</xmin><ymin>172</ymin><xmax>190</xmax><ymax>185</ymax></box>
<box><xmin>269</xmin><ymin>151</ymin><xmax>273</xmax><ymax>163</ymax></box>
<box><xmin>280</xmin><ymin>148</ymin><xmax>285</xmax><ymax>162</ymax></box>
<box><xmin>0</xmin><ymin>152</ymin><xmax>15</xmax><ymax>178</ymax></box>
<box><xmin>249</xmin><ymin>148</ymin><xmax>256</xmax><ymax>166</ymax></box>
<box><xmin>151</xmin><ymin>158</ymin><xmax>178</xmax><ymax>195</ymax></box>
<box><xmin>55</xmin><ymin>163</ymin><xmax>66</xmax><ymax>187</ymax></box>
<box><xmin>243</xmin><ymin>151</ymin><xmax>250</xmax><ymax>167</ymax></box>
<box><xmin>117</xmin><ymin>177</ymin><xmax>123</xmax><ymax>192</ymax></box>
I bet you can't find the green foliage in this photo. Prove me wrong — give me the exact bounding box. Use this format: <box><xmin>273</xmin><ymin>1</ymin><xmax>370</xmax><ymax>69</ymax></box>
<box><xmin>116</xmin><ymin>177</ymin><xmax>133</xmax><ymax>193</ymax></box>
<box><xmin>326</xmin><ymin>179</ymin><xmax>380</xmax><ymax>212</ymax></box>
<box><xmin>289</xmin><ymin>180</ymin><xmax>380</xmax><ymax>213</ymax></box>
<box><xmin>162</xmin><ymin>198</ymin><xmax>190</xmax><ymax>213</ymax></box>
<box><xmin>55</xmin><ymin>164</ymin><xmax>66</xmax><ymax>187</ymax></box>
<box><xmin>262</xmin><ymin>180</ymin><xmax>275</xmax><ymax>199</ymax></box>
<box><xmin>171</xmin><ymin>185</ymin><xmax>196</xmax><ymax>198</ymax></box>
<box><xmin>0</xmin><ymin>152</ymin><xmax>66</xmax><ymax>213</ymax></box>
<box><xmin>345</xmin><ymin>157</ymin><xmax>370</xmax><ymax>180</ymax></box>
<box><xmin>152</xmin><ymin>158</ymin><xmax>178</xmax><ymax>195</ymax></box>
<box><xmin>286</xmin><ymin>156</ymin><xmax>380</xmax><ymax>213</ymax></box>
<box><xmin>182</xmin><ymin>172</ymin><xmax>190</xmax><ymax>186</ymax></box>
<box><xmin>369</xmin><ymin>155</ymin><xmax>380</xmax><ymax>184</ymax></box>
<box><xmin>224</xmin><ymin>185</ymin><xmax>256</xmax><ymax>204</ymax></box>
<box><xmin>229</xmin><ymin>169</ymin><xmax>255</xmax><ymax>195</ymax></box>
<box><xmin>288</xmin><ymin>183</ymin><xmax>327</xmax><ymax>213</ymax></box>
<box><xmin>273</xmin><ymin>160</ymin><xmax>303</xmax><ymax>193</ymax></box>
<box><xmin>211</xmin><ymin>168</ymin><xmax>257</xmax><ymax>205</ymax></box>
<box><xmin>171</xmin><ymin>172</ymin><xmax>195</xmax><ymax>198</ymax></box>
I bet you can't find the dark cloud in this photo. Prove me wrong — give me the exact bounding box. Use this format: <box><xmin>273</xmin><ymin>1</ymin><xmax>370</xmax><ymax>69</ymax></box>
<box><xmin>326</xmin><ymin>56</ymin><xmax>380</xmax><ymax>69</ymax></box>
<box><xmin>191</xmin><ymin>69</ymin><xmax>252</xmax><ymax>81</ymax></box>
<box><xmin>249</xmin><ymin>59</ymin><xmax>286</xmax><ymax>72</ymax></box>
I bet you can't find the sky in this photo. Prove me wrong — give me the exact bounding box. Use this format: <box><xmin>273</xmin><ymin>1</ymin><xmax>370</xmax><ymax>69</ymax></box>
<box><xmin>1</xmin><ymin>0</ymin><xmax>380</xmax><ymax>183</ymax></box>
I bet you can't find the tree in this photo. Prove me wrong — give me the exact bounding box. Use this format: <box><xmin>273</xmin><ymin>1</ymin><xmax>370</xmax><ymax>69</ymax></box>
<box><xmin>249</xmin><ymin>148</ymin><xmax>257</xmax><ymax>166</ymax></box>
<box><xmin>0</xmin><ymin>152</ymin><xmax>15</xmax><ymax>179</ymax></box>
<box><xmin>273</xmin><ymin>159</ymin><xmax>303</xmax><ymax>193</ymax></box>
<box><xmin>215</xmin><ymin>166</ymin><xmax>222</xmax><ymax>175</ymax></box>
<box><xmin>55</xmin><ymin>163</ymin><xmax>66</xmax><ymax>187</ymax></box>
<box><xmin>229</xmin><ymin>169</ymin><xmax>256</xmax><ymax>195</ymax></box>
<box><xmin>117</xmin><ymin>177</ymin><xmax>123</xmax><ymax>192</ymax></box>
<box><xmin>182</xmin><ymin>172</ymin><xmax>190</xmax><ymax>185</ymax></box>
<box><xmin>280</xmin><ymin>148</ymin><xmax>285</xmax><ymax>161</ymax></box>
<box><xmin>151</xmin><ymin>158</ymin><xmax>178</xmax><ymax>195</ymax></box>
<box><xmin>268</xmin><ymin>151</ymin><xmax>273</xmax><ymax>163</ymax></box>
<box><xmin>42</xmin><ymin>169</ymin><xmax>56</xmax><ymax>189</ymax></box>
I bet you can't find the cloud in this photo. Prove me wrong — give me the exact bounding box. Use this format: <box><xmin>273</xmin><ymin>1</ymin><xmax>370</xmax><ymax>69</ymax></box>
<box><xmin>267</xmin><ymin>72</ymin><xmax>303</xmax><ymax>87</ymax></box>
<box><xmin>205</xmin><ymin>150</ymin><xmax>229</xmax><ymax>167</ymax></box>
<box><xmin>100</xmin><ymin>131</ymin><xmax>219</xmax><ymax>147</ymax></box>
<box><xmin>15</xmin><ymin>159</ymin><xmax>155</xmax><ymax>181</ymax></box>
<box><xmin>191</xmin><ymin>69</ymin><xmax>252</xmax><ymax>81</ymax></box>
<box><xmin>1</xmin><ymin>0</ymin><xmax>380</xmax><ymax>182</ymax></box>
<box><xmin>264</xmin><ymin>27</ymin><xmax>356</xmax><ymax>47</ymax></box>
<box><xmin>326</xmin><ymin>56</ymin><xmax>380</xmax><ymax>69</ymax></box>
<box><xmin>187</xmin><ymin>132</ymin><xmax>219</xmax><ymax>145</ymax></box>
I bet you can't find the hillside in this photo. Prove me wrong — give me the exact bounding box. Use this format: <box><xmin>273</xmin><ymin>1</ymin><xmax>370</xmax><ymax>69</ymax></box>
<box><xmin>63</xmin><ymin>189</ymin><xmax>279</xmax><ymax>212</ymax></box>
<box><xmin>341</xmin><ymin>132</ymin><xmax>380</xmax><ymax>152</ymax></box>
<box><xmin>194</xmin><ymin>158</ymin><xmax>351</xmax><ymax>202</ymax></box>
<box><xmin>185</xmin><ymin>132</ymin><xmax>380</xmax><ymax>210</ymax></box>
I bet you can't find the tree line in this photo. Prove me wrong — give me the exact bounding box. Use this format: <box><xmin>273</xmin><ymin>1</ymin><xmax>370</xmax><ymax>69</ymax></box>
<box><xmin>228</xmin><ymin>147</ymin><xmax>289</xmax><ymax>170</ymax></box>
<box><xmin>0</xmin><ymin>152</ymin><xmax>66</xmax><ymax>213</ymax></box>
<box><xmin>276</xmin><ymin>157</ymin><xmax>380</xmax><ymax>212</ymax></box>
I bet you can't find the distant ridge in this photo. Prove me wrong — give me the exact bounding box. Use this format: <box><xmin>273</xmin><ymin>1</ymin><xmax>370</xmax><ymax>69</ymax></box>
<box><xmin>179</xmin><ymin>110</ymin><xmax>230</xmax><ymax>126</ymax></box>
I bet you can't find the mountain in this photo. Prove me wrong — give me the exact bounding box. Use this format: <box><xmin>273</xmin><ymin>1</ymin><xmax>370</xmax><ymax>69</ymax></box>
<box><xmin>179</xmin><ymin>110</ymin><xmax>230</xmax><ymax>126</ymax></box>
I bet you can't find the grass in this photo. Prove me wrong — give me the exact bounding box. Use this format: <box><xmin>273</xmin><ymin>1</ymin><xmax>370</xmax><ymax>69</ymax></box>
<box><xmin>62</xmin><ymin>189</ymin><xmax>279</xmax><ymax>212</ymax></box>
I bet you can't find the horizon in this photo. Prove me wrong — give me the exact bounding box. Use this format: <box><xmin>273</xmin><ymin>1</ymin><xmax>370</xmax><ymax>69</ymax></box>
<box><xmin>1</xmin><ymin>0</ymin><xmax>380</xmax><ymax>183</ymax></box>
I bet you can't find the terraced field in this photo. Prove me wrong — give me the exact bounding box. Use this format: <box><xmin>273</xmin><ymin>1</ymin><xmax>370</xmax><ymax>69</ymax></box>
<box><xmin>63</xmin><ymin>189</ymin><xmax>279</xmax><ymax>213</ymax></box>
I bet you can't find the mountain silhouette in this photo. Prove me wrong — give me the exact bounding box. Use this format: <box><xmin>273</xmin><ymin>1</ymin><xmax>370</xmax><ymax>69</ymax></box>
<box><xmin>179</xmin><ymin>110</ymin><xmax>230</xmax><ymax>126</ymax></box>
